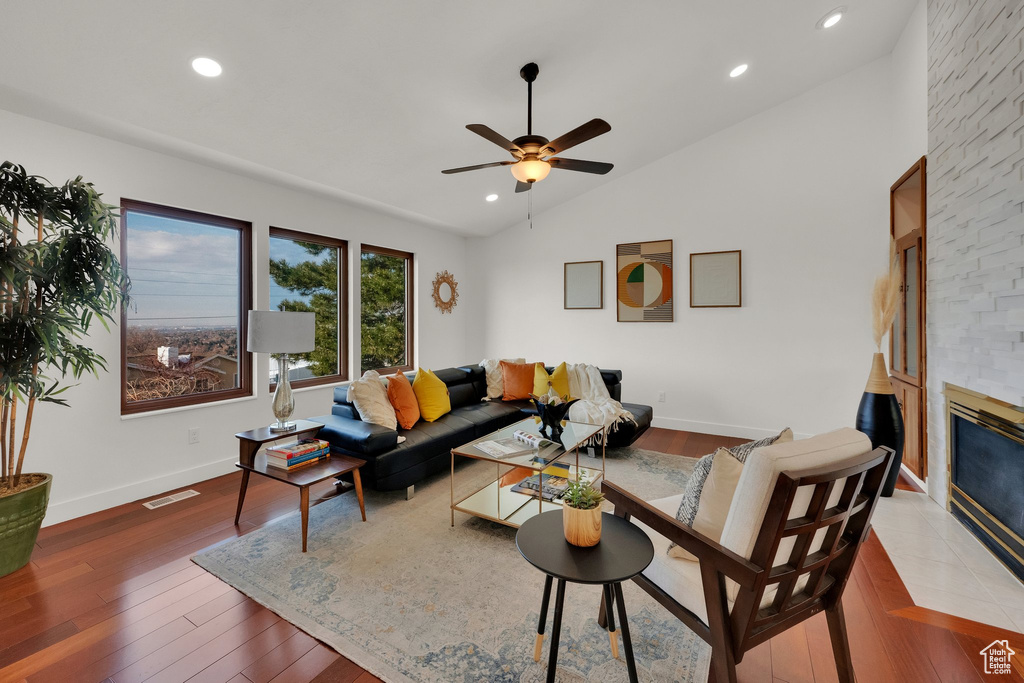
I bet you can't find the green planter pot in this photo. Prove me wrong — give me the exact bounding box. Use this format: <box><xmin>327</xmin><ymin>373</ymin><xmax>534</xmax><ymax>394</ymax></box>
<box><xmin>0</xmin><ymin>473</ymin><xmax>51</xmax><ymax>577</ymax></box>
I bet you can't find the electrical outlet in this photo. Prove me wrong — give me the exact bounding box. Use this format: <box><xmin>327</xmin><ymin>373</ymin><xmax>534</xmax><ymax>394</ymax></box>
<box><xmin>658</xmin><ymin>391</ymin><xmax>666</xmax><ymax>403</ymax></box>
<box><xmin>188</xmin><ymin>428</ymin><xmax>200</xmax><ymax>445</ymax></box>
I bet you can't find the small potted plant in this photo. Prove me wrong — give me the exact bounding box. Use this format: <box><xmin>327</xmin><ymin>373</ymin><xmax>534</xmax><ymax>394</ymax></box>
<box><xmin>562</xmin><ymin>474</ymin><xmax>604</xmax><ymax>547</ymax></box>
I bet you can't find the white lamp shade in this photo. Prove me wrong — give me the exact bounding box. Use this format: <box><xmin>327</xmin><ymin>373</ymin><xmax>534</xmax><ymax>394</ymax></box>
<box><xmin>247</xmin><ymin>311</ymin><xmax>315</xmax><ymax>353</ymax></box>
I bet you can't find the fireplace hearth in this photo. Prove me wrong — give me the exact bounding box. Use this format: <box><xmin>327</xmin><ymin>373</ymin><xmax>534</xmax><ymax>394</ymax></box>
<box><xmin>946</xmin><ymin>385</ymin><xmax>1024</xmax><ymax>581</ymax></box>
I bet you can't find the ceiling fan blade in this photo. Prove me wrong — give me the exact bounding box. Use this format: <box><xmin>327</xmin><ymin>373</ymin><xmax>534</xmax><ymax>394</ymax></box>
<box><xmin>515</xmin><ymin>181</ymin><xmax>532</xmax><ymax>193</ymax></box>
<box><xmin>547</xmin><ymin>158</ymin><xmax>614</xmax><ymax>175</ymax></box>
<box><xmin>467</xmin><ymin>124</ymin><xmax>524</xmax><ymax>157</ymax></box>
<box><xmin>441</xmin><ymin>161</ymin><xmax>515</xmax><ymax>174</ymax></box>
<box><xmin>542</xmin><ymin>119</ymin><xmax>611</xmax><ymax>156</ymax></box>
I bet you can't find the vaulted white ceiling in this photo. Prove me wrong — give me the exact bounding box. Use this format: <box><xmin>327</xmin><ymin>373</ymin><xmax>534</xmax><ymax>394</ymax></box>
<box><xmin>0</xmin><ymin>1</ymin><xmax>916</xmax><ymax>235</ymax></box>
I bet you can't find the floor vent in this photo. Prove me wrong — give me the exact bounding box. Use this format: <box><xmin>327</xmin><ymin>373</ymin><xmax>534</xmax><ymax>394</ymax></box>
<box><xmin>143</xmin><ymin>489</ymin><xmax>200</xmax><ymax>510</ymax></box>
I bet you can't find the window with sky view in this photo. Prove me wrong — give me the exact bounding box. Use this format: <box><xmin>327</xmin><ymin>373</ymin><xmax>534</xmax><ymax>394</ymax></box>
<box><xmin>121</xmin><ymin>201</ymin><xmax>250</xmax><ymax>410</ymax></box>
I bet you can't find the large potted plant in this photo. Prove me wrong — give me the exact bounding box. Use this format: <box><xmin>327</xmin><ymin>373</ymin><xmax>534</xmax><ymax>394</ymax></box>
<box><xmin>0</xmin><ymin>162</ymin><xmax>128</xmax><ymax>577</ymax></box>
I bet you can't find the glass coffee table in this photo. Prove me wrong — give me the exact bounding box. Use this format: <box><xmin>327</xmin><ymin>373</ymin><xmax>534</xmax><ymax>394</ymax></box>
<box><xmin>450</xmin><ymin>418</ymin><xmax>605</xmax><ymax>528</ymax></box>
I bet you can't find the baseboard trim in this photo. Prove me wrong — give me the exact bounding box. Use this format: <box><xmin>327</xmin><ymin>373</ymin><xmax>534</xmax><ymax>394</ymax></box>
<box><xmin>43</xmin><ymin>456</ymin><xmax>238</xmax><ymax>527</ymax></box>
<box><xmin>650</xmin><ymin>416</ymin><xmax>813</xmax><ymax>441</ymax></box>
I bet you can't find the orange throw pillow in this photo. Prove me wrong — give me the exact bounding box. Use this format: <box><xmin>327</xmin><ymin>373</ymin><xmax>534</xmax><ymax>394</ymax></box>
<box><xmin>501</xmin><ymin>361</ymin><xmax>540</xmax><ymax>401</ymax></box>
<box><xmin>387</xmin><ymin>372</ymin><xmax>420</xmax><ymax>429</ymax></box>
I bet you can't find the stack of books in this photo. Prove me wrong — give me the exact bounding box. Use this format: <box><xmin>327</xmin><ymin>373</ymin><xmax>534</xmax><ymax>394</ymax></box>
<box><xmin>265</xmin><ymin>438</ymin><xmax>330</xmax><ymax>471</ymax></box>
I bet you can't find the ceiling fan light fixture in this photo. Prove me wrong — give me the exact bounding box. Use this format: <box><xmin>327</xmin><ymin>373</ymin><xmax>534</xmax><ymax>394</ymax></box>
<box><xmin>510</xmin><ymin>159</ymin><xmax>551</xmax><ymax>183</ymax></box>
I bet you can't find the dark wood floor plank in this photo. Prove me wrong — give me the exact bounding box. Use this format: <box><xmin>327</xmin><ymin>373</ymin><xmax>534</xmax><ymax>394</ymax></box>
<box><xmin>28</xmin><ymin>617</ymin><xmax>196</xmax><ymax>683</ymax></box>
<box><xmin>734</xmin><ymin>640</ymin><xmax>773</xmax><ymax>683</ymax></box>
<box><xmin>74</xmin><ymin>564</ymin><xmax>209</xmax><ymax>630</ymax></box>
<box><xmin>0</xmin><ymin>621</ymin><xmax>80</xmax><ymax>669</ymax></box>
<box><xmin>307</xmin><ymin>654</ymin><xmax>365</xmax><ymax>683</ymax></box>
<box><xmin>141</xmin><ymin>609</ymin><xmax>283</xmax><ymax>683</ymax></box>
<box><xmin>267</xmin><ymin>644</ymin><xmax>340</xmax><ymax>683</ymax></box>
<box><xmin>241</xmin><ymin>631</ymin><xmax>319</xmax><ymax>683</ymax></box>
<box><xmin>109</xmin><ymin>601</ymin><xmax>268</xmax><ymax>683</ymax></box>
<box><xmin>769</xmin><ymin>621</ymin><xmax>815</xmax><ymax>683</ymax></box>
<box><xmin>185</xmin><ymin>618</ymin><xmax>298</xmax><ymax>683</ymax></box>
<box><xmin>185</xmin><ymin>588</ymin><xmax>252</xmax><ymax>628</ymax></box>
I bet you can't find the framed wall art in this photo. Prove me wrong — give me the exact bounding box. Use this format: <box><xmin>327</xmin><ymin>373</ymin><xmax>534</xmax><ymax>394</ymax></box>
<box><xmin>616</xmin><ymin>240</ymin><xmax>673</xmax><ymax>322</ymax></box>
<box><xmin>563</xmin><ymin>260</ymin><xmax>603</xmax><ymax>309</ymax></box>
<box><xmin>690</xmin><ymin>250</ymin><xmax>741</xmax><ymax>307</ymax></box>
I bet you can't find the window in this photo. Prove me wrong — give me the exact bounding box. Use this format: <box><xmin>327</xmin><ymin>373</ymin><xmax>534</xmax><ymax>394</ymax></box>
<box><xmin>360</xmin><ymin>245</ymin><xmax>413</xmax><ymax>374</ymax></box>
<box><xmin>121</xmin><ymin>200</ymin><xmax>252</xmax><ymax>414</ymax></box>
<box><xmin>269</xmin><ymin>228</ymin><xmax>348</xmax><ymax>388</ymax></box>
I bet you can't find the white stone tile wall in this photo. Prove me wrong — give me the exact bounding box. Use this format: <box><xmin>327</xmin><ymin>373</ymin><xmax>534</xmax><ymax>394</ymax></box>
<box><xmin>926</xmin><ymin>0</ymin><xmax>1024</xmax><ymax>503</ymax></box>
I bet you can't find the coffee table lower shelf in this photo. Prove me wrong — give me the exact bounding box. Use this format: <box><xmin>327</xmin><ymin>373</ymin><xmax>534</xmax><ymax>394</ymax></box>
<box><xmin>453</xmin><ymin>480</ymin><xmax>564</xmax><ymax>527</ymax></box>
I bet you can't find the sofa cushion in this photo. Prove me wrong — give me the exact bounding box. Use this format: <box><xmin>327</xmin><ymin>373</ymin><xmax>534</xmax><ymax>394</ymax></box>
<box><xmin>448</xmin><ymin>383</ymin><xmax>479</xmax><ymax>410</ymax></box>
<box><xmin>450</xmin><ymin>401</ymin><xmax>523</xmax><ymax>436</ymax></box>
<box><xmin>371</xmin><ymin>419</ymin><xmax>472</xmax><ymax>479</ymax></box>
<box><xmin>346</xmin><ymin>370</ymin><xmax>397</xmax><ymax>429</ymax></box>
<box><xmin>386</xmin><ymin>371</ymin><xmax>419</xmax><ymax>430</ymax></box>
<box><xmin>501</xmin><ymin>361</ymin><xmax>538</xmax><ymax>401</ymax></box>
<box><xmin>607</xmin><ymin>402</ymin><xmax>653</xmax><ymax>448</ymax></box>
<box><xmin>413</xmin><ymin>368</ymin><xmax>451</xmax><ymax>422</ymax></box>
<box><xmin>480</xmin><ymin>358</ymin><xmax>525</xmax><ymax>399</ymax></box>
<box><xmin>313</xmin><ymin>413</ymin><xmax>397</xmax><ymax>456</ymax></box>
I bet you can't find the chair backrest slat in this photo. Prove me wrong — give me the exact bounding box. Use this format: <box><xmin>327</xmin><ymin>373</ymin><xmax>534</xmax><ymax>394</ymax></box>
<box><xmin>735</xmin><ymin>446</ymin><xmax>893</xmax><ymax>647</ymax></box>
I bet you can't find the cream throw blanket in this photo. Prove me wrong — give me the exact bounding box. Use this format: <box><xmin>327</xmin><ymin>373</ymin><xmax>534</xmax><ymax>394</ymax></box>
<box><xmin>564</xmin><ymin>363</ymin><xmax>635</xmax><ymax>440</ymax></box>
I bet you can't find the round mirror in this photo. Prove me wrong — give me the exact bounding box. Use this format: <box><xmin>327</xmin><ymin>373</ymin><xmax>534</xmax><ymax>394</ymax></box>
<box><xmin>431</xmin><ymin>271</ymin><xmax>459</xmax><ymax>314</ymax></box>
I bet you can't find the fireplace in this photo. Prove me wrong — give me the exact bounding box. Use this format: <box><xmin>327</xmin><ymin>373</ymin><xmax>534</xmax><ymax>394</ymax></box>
<box><xmin>946</xmin><ymin>384</ymin><xmax>1024</xmax><ymax>581</ymax></box>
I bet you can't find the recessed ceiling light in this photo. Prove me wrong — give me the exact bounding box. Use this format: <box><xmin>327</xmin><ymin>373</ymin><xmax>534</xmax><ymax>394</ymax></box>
<box><xmin>817</xmin><ymin>7</ymin><xmax>845</xmax><ymax>29</ymax></box>
<box><xmin>485</xmin><ymin>194</ymin><xmax>499</xmax><ymax>202</ymax></box>
<box><xmin>191</xmin><ymin>57</ymin><xmax>222</xmax><ymax>78</ymax></box>
<box><xmin>729</xmin><ymin>64</ymin><xmax>748</xmax><ymax>78</ymax></box>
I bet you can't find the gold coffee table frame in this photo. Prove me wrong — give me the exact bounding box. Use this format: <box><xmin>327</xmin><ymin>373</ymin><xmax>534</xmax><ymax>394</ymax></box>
<box><xmin>450</xmin><ymin>418</ymin><xmax>606</xmax><ymax>528</ymax></box>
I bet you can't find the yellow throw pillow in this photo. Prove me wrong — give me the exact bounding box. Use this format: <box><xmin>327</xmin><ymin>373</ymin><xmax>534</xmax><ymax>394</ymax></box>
<box><xmin>412</xmin><ymin>368</ymin><xmax>451</xmax><ymax>422</ymax></box>
<box><xmin>533</xmin><ymin>362</ymin><xmax>572</xmax><ymax>399</ymax></box>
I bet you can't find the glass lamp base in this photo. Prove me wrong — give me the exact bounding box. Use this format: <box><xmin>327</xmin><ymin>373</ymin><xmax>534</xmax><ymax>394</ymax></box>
<box><xmin>269</xmin><ymin>421</ymin><xmax>297</xmax><ymax>433</ymax></box>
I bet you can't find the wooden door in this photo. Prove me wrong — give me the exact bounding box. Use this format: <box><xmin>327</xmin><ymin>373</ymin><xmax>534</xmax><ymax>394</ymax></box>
<box><xmin>889</xmin><ymin>157</ymin><xmax>927</xmax><ymax>481</ymax></box>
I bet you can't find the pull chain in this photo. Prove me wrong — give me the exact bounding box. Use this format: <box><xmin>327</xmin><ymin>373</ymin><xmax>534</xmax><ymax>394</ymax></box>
<box><xmin>528</xmin><ymin>187</ymin><xmax>533</xmax><ymax>229</ymax></box>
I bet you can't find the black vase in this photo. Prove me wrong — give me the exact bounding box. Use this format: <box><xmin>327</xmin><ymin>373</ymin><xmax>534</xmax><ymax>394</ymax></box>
<box><xmin>855</xmin><ymin>353</ymin><xmax>904</xmax><ymax>497</ymax></box>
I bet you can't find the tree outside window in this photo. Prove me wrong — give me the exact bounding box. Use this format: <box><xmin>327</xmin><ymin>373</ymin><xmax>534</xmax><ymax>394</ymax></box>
<box><xmin>361</xmin><ymin>246</ymin><xmax>413</xmax><ymax>374</ymax></box>
<box><xmin>268</xmin><ymin>228</ymin><xmax>348</xmax><ymax>388</ymax></box>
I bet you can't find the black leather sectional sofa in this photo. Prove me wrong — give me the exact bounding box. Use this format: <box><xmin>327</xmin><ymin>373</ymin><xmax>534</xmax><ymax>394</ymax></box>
<box><xmin>310</xmin><ymin>364</ymin><xmax>653</xmax><ymax>491</ymax></box>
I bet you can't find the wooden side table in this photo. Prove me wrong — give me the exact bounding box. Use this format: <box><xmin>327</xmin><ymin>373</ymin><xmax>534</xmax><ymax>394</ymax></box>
<box><xmin>235</xmin><ymin>419</ymin><xmax>367</xmax><ymax>551</ymax></box>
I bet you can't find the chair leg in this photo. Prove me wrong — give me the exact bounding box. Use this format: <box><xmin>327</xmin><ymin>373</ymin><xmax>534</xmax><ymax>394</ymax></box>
<box><xmin>826</xmin><ymin>599</ymin><xmax>856</xmax><ymax>683</ymax></box>
<box><xmin>701</xmin><ymin>567</ymin><xmax>738</xmax><ymax>683</ymax></box>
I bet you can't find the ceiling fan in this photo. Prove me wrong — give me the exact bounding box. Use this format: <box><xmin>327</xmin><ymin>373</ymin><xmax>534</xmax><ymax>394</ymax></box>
<box><xmin>442</xmin><ymin>62</ymin><xmax>613</xmax><ymax>193</ymax></box>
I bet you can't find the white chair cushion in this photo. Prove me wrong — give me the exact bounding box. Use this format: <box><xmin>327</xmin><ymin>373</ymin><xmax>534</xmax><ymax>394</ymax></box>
<box><xmin>719</xmin><ymin>427</ymin><xmax>872</xmax><ymax>561</ymax></box>
<box><xmin>633</xmin><ymin>494</ymin><xmax>714</xmax><ymax>624</ymax></box>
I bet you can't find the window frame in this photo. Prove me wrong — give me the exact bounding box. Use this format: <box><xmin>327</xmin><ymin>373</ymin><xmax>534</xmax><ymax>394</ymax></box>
<box><xmin>360</xmin><ymin>244</ymin><xmax>414</xmax><ymax>375</ymax></box>
<box><xmin>268</xmin><ymin>226</ymin><xmax>349</xmax><ymax>391</ymax></box>
<box><xmin>119</xmin><ymin>199</ymin><xmax>253</xmax><ymax>415</ymax></box>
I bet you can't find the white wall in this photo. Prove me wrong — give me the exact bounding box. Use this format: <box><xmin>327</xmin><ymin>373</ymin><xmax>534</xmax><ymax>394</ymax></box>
<box><xmin>466</xmin><ymin>58</ymin><xmax>895</xmax><ymax>441</ymax></box>
<box><xmin>890</xmin><ymin>0</ymin><xmax>928</xmax><ymax>174</ymax></box>
<box><xmin>1</xmin><ymin>109</ymin><xmax>471</xmax><ymax>525</ymax></box>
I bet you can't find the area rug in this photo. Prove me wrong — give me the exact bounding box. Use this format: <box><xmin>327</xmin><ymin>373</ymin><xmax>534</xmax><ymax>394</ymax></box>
<box><xmin>193</xmin><ymin>447</ymin><xmax>710</xmax><ymax>682</ymax></box>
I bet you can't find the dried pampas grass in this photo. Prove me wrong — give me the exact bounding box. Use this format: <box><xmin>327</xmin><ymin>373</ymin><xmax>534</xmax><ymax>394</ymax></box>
<box><xmin>872</xmin><ymin>240</ymin><xmax>902</xmax><ymax>351</ymax></box>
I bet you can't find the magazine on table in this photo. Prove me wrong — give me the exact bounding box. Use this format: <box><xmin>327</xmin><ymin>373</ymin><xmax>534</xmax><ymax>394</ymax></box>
<box><xmin>475</xmin><ymin>431</ymin><xmax>558</xmax><ymax>459</ymax></box>
<box><xmin>474</xmin><ymin>437</ymin><xmax>534</xmax><ymax>458</ymax></box>
<box><xmin>511</xmin><ymin>474</ymin><xmax>570</xmax><ymax>501</ymax></box>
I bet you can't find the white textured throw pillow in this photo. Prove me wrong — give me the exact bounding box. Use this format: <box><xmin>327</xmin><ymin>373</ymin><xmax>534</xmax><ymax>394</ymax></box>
<box><xmin>668</xmin><ymin>428</ymin><xmax>793</xmax><ymax>560</ymax></box>
<box><xmin>479</xmin><ymin>358</ymin><xmax>525</xmax><ymax>399</ymax></box>
<box><xmin>668</xmin><ymin>448</ymin><xmax>744</xmax><ymax>560</ymax></box>
<box><xmin>346</xmin><ymin>370</ymin><xmax>397</xmax><ymax>430</ymax></box>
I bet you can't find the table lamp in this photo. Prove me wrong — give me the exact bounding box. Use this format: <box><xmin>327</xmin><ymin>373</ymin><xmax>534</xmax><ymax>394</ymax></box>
<box><xmin>247</xmin><ymin>310</ymin><xmax>315</xmax><ymax>432</ymax></box>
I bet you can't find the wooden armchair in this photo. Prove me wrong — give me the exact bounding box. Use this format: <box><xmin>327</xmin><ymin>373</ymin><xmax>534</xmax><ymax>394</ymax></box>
<box><xmin>601</xmin><ymin>428</ymin><xmax>894</xmax><ymax>683</ymax></box>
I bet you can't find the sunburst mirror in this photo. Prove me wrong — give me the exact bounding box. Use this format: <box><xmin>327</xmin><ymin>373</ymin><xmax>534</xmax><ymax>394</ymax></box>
<box><xmin>431</xmin><ymin>270</ymin><xmax>459</xmax><ymax>314</ymax></box>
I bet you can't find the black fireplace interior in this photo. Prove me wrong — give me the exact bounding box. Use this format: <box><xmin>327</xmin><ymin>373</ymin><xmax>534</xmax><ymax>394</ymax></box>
<box><xmin>950</xmin><ymin>409</ymin><xmax>1024</xmax><ymax>581</ymax></box>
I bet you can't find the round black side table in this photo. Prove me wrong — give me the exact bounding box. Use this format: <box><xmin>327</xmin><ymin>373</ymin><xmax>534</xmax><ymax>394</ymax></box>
<box><xmin>516</xmin><ymin>510</ymin><xmax>655</xmax><ymax>683</ymax></box>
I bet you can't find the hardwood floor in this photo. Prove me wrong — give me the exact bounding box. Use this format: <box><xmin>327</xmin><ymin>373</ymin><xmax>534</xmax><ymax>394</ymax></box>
<box><xmin>0</xmin><ymin>427</ymin><xmax>1018</xmax><ymax>682</ymax></box>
